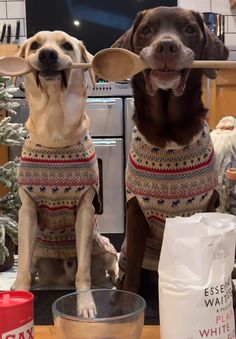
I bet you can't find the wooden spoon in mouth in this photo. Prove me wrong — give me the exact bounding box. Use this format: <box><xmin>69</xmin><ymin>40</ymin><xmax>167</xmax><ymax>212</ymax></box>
<box><xmin>0</xmin><ymin>56</ymin><xmax>91</xmax><ymax>77</ymax></box>
<box><xmin>0</xmin><ymin>49</ymin><xmax>146</xmax><ymax>79</ymax></box>
<box><xmin>92</xmin><ymin>48</ymin><xmax>236</xmax><ymax>81</ymax></box>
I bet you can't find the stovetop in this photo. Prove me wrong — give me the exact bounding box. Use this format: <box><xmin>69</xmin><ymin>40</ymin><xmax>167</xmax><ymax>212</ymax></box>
<box><xmin>13</xmin><ymin>77</ymin><xmax>133</xmax><ymax>98</ymax></box>
<box><xmin>87</xmin><ymin>80</ymin><xmax>133</xmax><ymax>97</ymax></box>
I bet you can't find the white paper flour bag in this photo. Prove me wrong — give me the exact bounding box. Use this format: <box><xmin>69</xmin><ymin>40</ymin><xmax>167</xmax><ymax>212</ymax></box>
<box><xmin>159</xmin><ymin>213</ymin><xmax>236</xmax><ymax>339</ymax></box>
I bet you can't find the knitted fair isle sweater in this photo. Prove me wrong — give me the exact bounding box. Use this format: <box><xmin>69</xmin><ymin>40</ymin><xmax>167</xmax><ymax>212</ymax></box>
<box><xmin>18</xmin><ymin>133</ymin><xmax>116</xmax><ymax>260</ymax></box>
<box><xmin>119</xmin><ymin>124</ymin><xmax>218</xmax><ymax>276</ymax></box>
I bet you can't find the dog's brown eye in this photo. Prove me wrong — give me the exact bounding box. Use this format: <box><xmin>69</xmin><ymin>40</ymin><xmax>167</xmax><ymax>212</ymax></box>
<box><xmin>30</xmin><ymin>41</ymin><xmax>40</xmax><ymax>50</ymax></box>
<box><xmin>62</xmin><ymin>42</ymin><xmax>73</xmax><ymax>51</ymax></box>
<box><xmin>185</xmin><ymin>25</ymin><xmax>196</xmax><ymax>34</ymax></box>
<box><xmin>140</xmin><ymin>25</ymin><xmax>152</xmax><ymax>36</ymax></box>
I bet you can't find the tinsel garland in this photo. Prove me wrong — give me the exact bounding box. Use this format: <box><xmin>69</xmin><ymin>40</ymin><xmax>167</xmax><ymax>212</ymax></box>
<box><xmin>0</xmin><ymin>76</ymin><xmax>27</xmax><ymax>265</ymax></box>
<box><xmin>0</xmin><ymin>117</ymin><xmax>27</xmax><ymax>145</ymax></box>
<box><xmin>0</xmin><ymin>215</ymin><xmax>17</xmax><ymax>265</ymax></box>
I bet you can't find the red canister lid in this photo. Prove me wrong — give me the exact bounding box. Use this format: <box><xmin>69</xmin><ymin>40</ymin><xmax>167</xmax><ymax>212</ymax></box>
<box><xmin>0</xmin><ymin>291</ymin><xmax>34</xmax><ymax>308</ymax></box>
<box><xmin>0</xmin><ymin>291</ymin><xmax>34</xmax><ymax>335</ymax></box>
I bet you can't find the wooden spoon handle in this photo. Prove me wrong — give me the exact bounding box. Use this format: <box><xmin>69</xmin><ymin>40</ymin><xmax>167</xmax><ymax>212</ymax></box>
<box><xmin>31</xmin><ymin>60</ymin><xmax>236</xmax><ymax>70</ymax></box>
<box><xmin>1</xmin><ymin>56</ymin><xmax>236</xmax><ymax>78</ymax></box>
<box><xmin>70</xmin><ymin>63</ymin><xmax>92</xmax><ymax>69</ymax></box>
<box><xmin>190</xmin><ymin>60</ymin><xmax>236</xmax><ymax>69</ymax></box>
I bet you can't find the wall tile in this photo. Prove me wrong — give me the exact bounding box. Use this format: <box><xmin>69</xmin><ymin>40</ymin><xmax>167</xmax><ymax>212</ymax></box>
<box><xmin>225</xmin><ymin>33</ymin><xmax>236</xmax><ymax>47</ymax></box>
<box><xmin>229</xmin><ymin>50</ymin><xmax>236</xmax><ymax>59</ymax></box>
<box><xmin>7</xmin><ymin>1</ymin><xmax>25</xmax><ymax>18</ymax></box>
<box><xmin>227</xmin><ymin>15</ymin><xmax>236</xmax><ymax>32</ymax></box>
<box><xmin>23</xmin><ymin>16</ymin><xmax>26</xmax><ymax>37</ymax></box>
<box><xmin>0</xmin><ymin>2</ymin><xmax>6</xmax><ymax>18</ymax></box>
<box><xmin>178</xmin><ymin>0</ymin><xmax>211</xmax><ymax>12</ymax></box>
<box><xmin>212</xmin><ymin>0</ymin><xmax>236</xmax><ymax>15</ymax></box>
<box><xmin>18</xmin><ymin>35</ymin><xmax>26</xmax><ymax>44</ymax></box>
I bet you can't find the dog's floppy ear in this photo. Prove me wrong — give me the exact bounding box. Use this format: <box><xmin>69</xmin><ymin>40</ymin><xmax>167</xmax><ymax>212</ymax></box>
<box><xmin>111</xmin><ymin>27</ymin><xmax>133</xmax><ymax>50</ymax></box>
<box><xmin>112</xmin><ymin>10</ymin><xmax>147</xmax><ymax>51</ymax></box>
<box><xmin>202</xmin><ymin>26</ymin><xmax>229</xmax><ymax>79</ymax></box>
<box><xmin>80</xmin><ymin>42</ymin><xmax>96</xmax><ymax>87</ymax></box>
<box><xmin>16</xmin><ymin>39</ymin><xmax>29</xmax><ymax>59</ymax></box>
<box><xmin>191</xmin><ymin>11</ymin><xmax>229</xmax><ymax>79</ymax></box>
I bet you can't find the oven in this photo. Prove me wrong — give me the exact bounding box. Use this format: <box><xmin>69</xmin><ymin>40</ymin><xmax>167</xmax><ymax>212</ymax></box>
<box><xmin>9</xmin><ymin>95</ymin><xmax>126</xmax><ymax>249</ymax></box>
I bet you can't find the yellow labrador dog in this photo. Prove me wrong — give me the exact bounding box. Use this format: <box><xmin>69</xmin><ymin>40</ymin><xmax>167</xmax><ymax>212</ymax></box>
<box><xmin>7</xmin><ymin>31</ymin><xmax>118</xmax><ymax>317</ymax></box>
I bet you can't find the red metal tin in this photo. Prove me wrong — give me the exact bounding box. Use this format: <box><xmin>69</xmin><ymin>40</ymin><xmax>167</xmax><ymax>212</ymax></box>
<box><xmin>0</xmin><ymin>291</ymin><xmax>34</xmax><ymax>339</ymax></box>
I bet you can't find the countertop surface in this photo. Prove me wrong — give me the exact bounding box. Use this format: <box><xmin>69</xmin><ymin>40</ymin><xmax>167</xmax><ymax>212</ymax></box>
<box><xmin>34</xmin><ymin>325</ymin><xmax>160</xmax><ymax>338</ymax></box>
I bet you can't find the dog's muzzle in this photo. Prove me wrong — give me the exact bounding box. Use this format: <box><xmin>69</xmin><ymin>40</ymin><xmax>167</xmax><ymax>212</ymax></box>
<box><xmin>140</xmin><ymin>37</ymin><xmax>194</xmax><ymax>96</ymax></box>
<box><xmin>33</xmin><ymin>48</ymin><xmax>68</xmax><ymax>88</ymax></box>
<box><xmin>38</xmin><ymin>48</ymin><xmax>59</xmax><ymax>67</ymax></box>
<box><xmin>141</xmin><ymin>37</ymin><xmax>194</xmax><ymax>71</ymax></box>
<box><xmin>37</xmin><ymin>48</ymin><xmax>62</xmax><ymax>76</ymax></box>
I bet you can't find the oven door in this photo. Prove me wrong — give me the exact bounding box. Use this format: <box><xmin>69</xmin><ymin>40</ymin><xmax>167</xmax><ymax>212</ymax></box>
<box><xmin>93</xmin><ymin>138</ymin><xmax>124</xmax><ymax>234</ymax></box>
<box><xmin>124</xmin><ymin>97</ymin><xmax>135</xmax><ymax>160</ymax></box>
<box><xmin>86</xmin><ymin>98</ymin><xmax>123</xmax><ymax>137</ymax></box>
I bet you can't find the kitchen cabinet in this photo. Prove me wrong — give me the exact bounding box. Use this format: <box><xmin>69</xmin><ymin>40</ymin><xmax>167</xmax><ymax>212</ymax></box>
<box><xmin>0</xmin><ymin>45</ymin><xmax>19</xmax><ymax>57</ymax></box>
<box><xmin>0</xmin><ymin>152</ymin><xmax>9</xmax><ymax>196</ymax></box>
<box><xmin>0</xmin><ymin>112</ymin><xmax>9</xmax><ymax>197</ymax></box>
<box><xmin>204</xmin><ymin>69</ymin><xmax>236</xmax><ymax>129</ymax></box>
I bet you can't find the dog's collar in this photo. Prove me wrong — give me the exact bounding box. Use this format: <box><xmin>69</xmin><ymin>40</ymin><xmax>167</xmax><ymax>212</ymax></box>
<box><xmin>136</xmin><ymin>122</ymin><xmax>208</xmax><ymax>150</ymax></box>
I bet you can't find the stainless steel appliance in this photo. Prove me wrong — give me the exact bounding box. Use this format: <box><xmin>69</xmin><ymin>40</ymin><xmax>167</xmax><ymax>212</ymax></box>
<box><xmin>202</xmin><ymin>12</ymin><xmax>225</xmax><ymax>42</ymax></box>
<box><xmin>124</xmin><ymin>97</ymin><xmax>135</xmax><ymax>160</ymax></box>
<box><xmin>85</xmin><ymin>97</ymin><xmax>124</xmax><ymax>234</ymax></box>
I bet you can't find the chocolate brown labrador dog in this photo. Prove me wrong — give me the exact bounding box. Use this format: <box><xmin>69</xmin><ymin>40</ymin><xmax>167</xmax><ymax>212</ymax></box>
<box><xmin>113</xmin><ymin>7</ymin><xmax>229</xmax><ymax>294</ymax></box>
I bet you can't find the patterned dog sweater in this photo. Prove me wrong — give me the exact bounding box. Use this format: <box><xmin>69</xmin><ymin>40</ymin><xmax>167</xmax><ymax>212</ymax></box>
<box><xmin>119</xmin><ymin>124</ymin><xmax>218</xmax><ymax>274</ymax></box>
<box><xmin>18</xmin><ymin>134</ymin><xmax>115</xmax><ymax>260</ymax></box>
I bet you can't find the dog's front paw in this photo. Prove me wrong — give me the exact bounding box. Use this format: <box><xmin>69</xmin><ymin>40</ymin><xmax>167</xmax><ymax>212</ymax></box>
<box><xmin>11</xmin><ymin>281</ymin><xmax>31</xmax><ymax>291</ymax></box>
<box><xmin>77</xmin><ymin>290</ymin><xmax>97</xmax><ymax>318</ymax></box>
<box><xmin>115</xmin><ymin>278</ymin><xmax>124</xmax><ymax>290</ymax></box>
<box><xmin>12</xmin><ymin>274</ymin><xmax>31</xmax><ymax>291</ymax></box>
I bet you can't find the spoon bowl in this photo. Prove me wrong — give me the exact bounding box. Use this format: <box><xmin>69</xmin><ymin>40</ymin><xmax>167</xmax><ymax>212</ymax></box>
<box><xmin>92</xmin><ymin>48</ymin><xmax>147</xmax><ymax>81</ymax></box>
<box><xmin>0</xmin><ymin>56</ymin><xmax>32</xmax><ymax>76</ymax></box>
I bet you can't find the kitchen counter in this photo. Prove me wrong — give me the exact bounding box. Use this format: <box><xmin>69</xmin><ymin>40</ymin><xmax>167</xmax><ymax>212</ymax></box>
<box><xmin>0</xmin><ymin>257</ymin><xmax>159</xmax><ymax>325</ymax></box>
<box><xmin>34</xmin><ymin>325</ymin><xmax>160</xmax><ymax>338</ymax></box>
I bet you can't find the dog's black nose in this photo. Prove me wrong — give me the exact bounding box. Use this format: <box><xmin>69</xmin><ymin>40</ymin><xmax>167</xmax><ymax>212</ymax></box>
<box><xmin>155</xmin><ymin>39</ymin><xmax>179</xmax><ymax>55</ymax></box>
<box><xmin>38</xmin><ymin>48</ymin><xmax>58</xmax><ymax>65</ymax></box>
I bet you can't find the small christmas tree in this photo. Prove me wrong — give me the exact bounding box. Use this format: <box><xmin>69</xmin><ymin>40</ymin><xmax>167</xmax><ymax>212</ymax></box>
<box><xmin>0</xmin><ymin>76</ymin><xmax>27</xmax><ymax>270</ymax></box>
